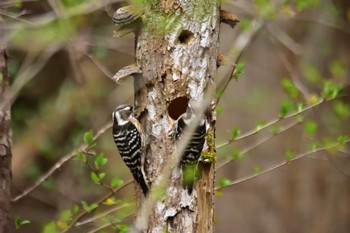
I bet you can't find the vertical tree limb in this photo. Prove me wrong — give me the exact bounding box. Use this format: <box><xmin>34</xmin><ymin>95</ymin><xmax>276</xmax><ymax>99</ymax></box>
<box><xmin>134</xmin><ymin>0</ymin><xmax>219</xmax><ymax>231</ymax></box>
<box><xmin>0</xmin><ymin>16</ymin><xmax>12</xmax><ymax>233</ymax></box>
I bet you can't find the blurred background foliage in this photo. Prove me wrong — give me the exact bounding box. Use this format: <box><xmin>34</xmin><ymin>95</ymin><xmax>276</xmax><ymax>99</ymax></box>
<box><xmin>1</xmin><ymin>0</ymin><xmax>350</xmax><ymax>232</ymax></box>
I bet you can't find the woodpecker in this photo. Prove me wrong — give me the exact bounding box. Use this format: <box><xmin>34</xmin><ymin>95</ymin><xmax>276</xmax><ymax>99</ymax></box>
<box><xmin>174</xmin><ymin>100</ymin><xmax>207</xmax><ymax>194</ymax></box>
<box><xmin>112</xmin><ymin>104</ymin><xmax>149</xmax><ymax>196</ymax></box>
<box><xmin>112</xmin><ymin>5</ymin><xmax>142</xmax><ymax>26</ymax></box>
<box><xmin>112</xmin><ymin>5</ymin><xmax>143</xmax><ymax>37</ymax></box>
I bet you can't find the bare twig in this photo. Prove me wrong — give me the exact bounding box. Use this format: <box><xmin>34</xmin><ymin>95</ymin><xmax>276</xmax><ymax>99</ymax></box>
<box><xmin>85</xmin><ymin>54</ymin><xmax>113</xmax><ymax>79</ymax></box>
<box><xmin>268</xmin><ymin>26</ymin><xmax>310</xmax><ymax>98</ymax></box>
<box><xmin>76</xmin><ymin>203</ymin><xmax>134</xmax><ymax>227</ymax></box>
<box><xmin>11</xmin><ymin>122</ymin><xmax>113</xmax><ymax>202</ymax></box>
<box><xmin>1</xmin><ymin>0</ymin><xmax>122</xmax><ymax>29</ymax></box>
<box><xmin>267</xmin><ymin>24</ymin><xmax>303</xmax><ymax>55</ymax></box>
<box><xmin>217</xmin><ymin>20</ymin><xmax>264</xmax><ymax>104</ymax></box>
<box><xmin>217</xmin><ymin>119</ymin><xmax>301</xmax><ymax>169</ymax></box>
<box><xmin>215</xmin><ymin>140</ymin><xmax>350</xmax><ymax>190</ymax></box>
<box><xmin>62</xmin><ymin>179</ymin><xmax>133</xmax><ymax>233</ymax></box>
<box><xmin>86</xmin><ymin>212</ymin><xmax>133</xmax><ymax>233</ymax></box>
<box><xmin>86</xmin><ymin>222</ymin><xmax>115</xmax><ymax>233</ymax></box>
<box><xmin>293</xmin><ymin>16</ymin><xmax>350</xmax><ymax>36</ymax></box>
<box><xmin>0</xmin><ymin>44</ymin><xmax>62</xmax><ymax>113</ymax></box>
<box><xmin>217</xmin><ymin>98</ymin><xmax>325</xmax><ymax>148</ymax></box>
<box><xmin>0</xmin><ymin>9</ymin><xmax>32</xmax><ymax>24</ymax></box>
<box><xmin>327</xmin><ymin>148</ymin><xmax>350</xmax><ymax>178</ymax></box>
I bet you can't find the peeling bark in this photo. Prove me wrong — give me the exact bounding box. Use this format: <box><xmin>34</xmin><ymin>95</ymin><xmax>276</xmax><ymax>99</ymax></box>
<box><xmin>134</xmin><ymin>0</ymin><xmax>219</xmax><ymax>232</ymax></box>
<box><xmin>0</xmin><ymin>32</ymin><xmax>12</xmax><ymax>233</ymax></box>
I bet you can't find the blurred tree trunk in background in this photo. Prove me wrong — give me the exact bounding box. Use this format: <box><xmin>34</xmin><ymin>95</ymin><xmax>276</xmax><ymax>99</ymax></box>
<box><xmin>134</xmin><ymin>0</ymin><xmax>219</xmax><ymax>231</ymax></box>
<box><xmin>0</xmin><ymin>18</ymin><xmax>12</xmax><ymax>233</ymax></box>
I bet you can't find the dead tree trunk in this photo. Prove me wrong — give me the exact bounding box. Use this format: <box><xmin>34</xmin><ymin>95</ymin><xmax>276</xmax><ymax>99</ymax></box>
<box><xmin>0</xmin><ymin>28</ymin><xmax>12</xmax><ymax>232</ymax></box>
<box><xmin>134</xmin><ymin>0</ymin><xmax>219</xmax><ymax>231</ymax></box>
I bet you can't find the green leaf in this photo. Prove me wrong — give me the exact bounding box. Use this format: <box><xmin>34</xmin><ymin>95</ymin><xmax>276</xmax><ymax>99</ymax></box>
<box><xmin>329</xmin><ymin>60</ymin><xmax>346</xmax><ymax>78</ymax></box>
<box><xmin>279</xmin><ymin>101</ymin><xmax>292</xmax><ymax>118</ymax></box>
<box><xmin>216</xmin><ymin>106</ymin><xmax>223</xmax><ymax>116</ymax></box>
<box><xmin>256</xmin><ymin>120</ymin><xmax>267</xmax><ymax>130</ymax></box>
<box><xmin>219</xmin><ymin>178</ymin><xmax>231</xmax><ymax>188</ymax></box>
<box><xmin>216</xmin><ymin>89</ymin><xmax>223</xmax><ymax>99</ymax></box>
<box><xmin>231</xmin><ymin>150</ymin><xmax>243</xmax><ymax>159</ymax></box>
<box><xmin>15</xmin><ymin>216</ymin><xmax>31</xmax><ymax>229</ymax></box>
<box><xmin>296</xmin><ymin>114</ymin><xmax>304</xmax><ymax>123</ymax></box>
<box><xmin>269</xmin><ymin>125</ymin><xmax>282</xmax><ymax>134</ymax></box>
<box><xmin>13</xmin><ymin>0</ymin><xmax>23</xmax><ymax>8</ymax></box>
<box><xmin>76</xmin><ymin>151</ymin><xmax>87</xmax><ymax>163</ymax></box>
<box><xmin>95</xmin><ymin>153</ymin><xmax>108</xmax><ymax>170</ymax></box>
<box><xmin>72</xmin><ymin>204</ymin><xmax>80</xmax><ymax>215</ymax></box>
<box><xmin>115</xmin><ymin>224</ymin><xmax>129</xmax><ymax>233</ymax></box>
<box><xmin>83</xmin><ymin>131</ymin><xmax>94</xmax><ymax>146</ymax></box>
<box><xmin>239</xmin><ymin>18</ymin><xmax>251</xmax><ymax>31</ymax></box>
<box><xmin>232</xmin><ymin>63</ymin><xmax>245</xmax><ymax>80</ymax></box>
<box><xmin>333</xmin><ymin>101</ymin><xmax>350</xmax><ymax>118</ymax></box>
<box><xmin>311</xmin><ymin>143</ymin><xmax>318</xmax><ymax>151</ymax></box>
<box><xmin>111</xmin><ymin>178</ymin><xmax>124</xmax><ymax>188</ymax></box>
<box><xmin>89</xmin><ymin>203</ymin><xmax>98</xmax><ymax>211</ymax></box>
<box><xmin>43</xmin><ymin>221</ymin><xmax>59</xmax><ymax>233</ymax></box>
<box><xmin>253</xmin><ymin>166</ymin><xmax>261</xmax><ymax>174</ymax></box>
<box><xmin>302</xmin><ymin>64</ymin><xmax>321</xmax><ymax>84</ymax></box>
<box><xmin>285</xmin><ymin>150</ymin><xmax>294</xmax><ymax>161</ymax></box>
<box><xmin>304</xmin><ymin>120</ymin><xmax>317</xmax><ymax>135</ymax></box>
<box><xmin>254</xmin><ymin>0</ymin><xmax>277</xmax><ymax>18</ymax></box>
<box><xmin>322</xmin><ymin>81</ymin><xmax>343</xmax><ymax>100</ymax></box>
<box><xmin>230</xmin><ymin>127</ymin><xmax>241</xmax><ymax>139</ymax></box>
<box><xmin>296</xmin><ymin>0</ymin><xmax>319</xmax><ymax>10</ymax></box>
<box><xmin>81</xmin><ymin>201</ymin><xmax>98</xmax><ymax>213</ymax></box>
<box><xmin>281</xmin><ymin>79</ymin><xmax>299</xmax><ymax>99</ymax></box>
<box><xmin>62</xmin><ymin>0</ymin><xmax>85</xmax><ymax>8</ymax></box>
<box><xmin>60</xmin><ymin>209</ymin><xmax>72</xmax><ymax>222</ymax></box>
<box><xmin>104</xmin><ymin>197</ymin><xmax>119</xmax><ymax>205</ymax></box>
<box><xmin>98</xmin><ymin>172</ymin><xmax>106</xmax><ymax>181</ymax></box>
<box><xmin>297</xmin><ymin>103</ymin><xmax>304</xmax><ymax>112</ymax></box>
<box><xmin>337</xmin><ymin>135</ymin><xmax>348</xmax><ymax>146</ymax></box>
<box><xmin>92</xmin><ymin>47</ymin><xmax>108</xmax><ymax>59</ymax></box>
<box><xmin>90</xmin><ymin>172</ymin><xmax>100</xmax><ymax>184</ymax></box>
<box><xmin>81</xmin><ymin>201</ymin><xmax>89</xmax><ymax>212</ymax></box>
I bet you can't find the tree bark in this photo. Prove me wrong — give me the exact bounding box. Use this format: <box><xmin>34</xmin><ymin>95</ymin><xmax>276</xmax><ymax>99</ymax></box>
<box><xmin>134</xmin><ymin>0</ymin><xmax>219</xmax><ymax>232</ymax></box>
<box><xmin>0</xmin><ymin>26</ymin><xmax>12</xmax><ymax>233</ymax></box>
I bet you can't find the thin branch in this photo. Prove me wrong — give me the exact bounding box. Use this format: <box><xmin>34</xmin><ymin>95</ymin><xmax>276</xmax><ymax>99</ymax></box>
<box><xmin>62</xmin><ymin>179</ymin><xmax>133</xmax><ymax>233</ymax></box>
<box><xmin>87</xmin><ymin>222</ymin><xmax>114</xmax><ymax>233</ymax></box>
<box><xmin>11</xmin><ymin>122</ymin><xmax>113</xmax><ymax>202</ymax></box>
<box><xmin>217</xmin><ymin>119</ymin><xmax>301</xmax><ymax>169</ymax></box>
<box><xmin>1</xmin><ymin>0</ymin><xmax>122</xmax><ymax>29</ymax></box>
<box><xmin>86</xmin><ymin>213</ymin><xmax>133</xmax><ymax>233</ymax></box>
<box><xmin>83</xmin><ymin>156</ymin><xmax>121</xmax><ymax>194</ymax></box>
<box><xmin>217</xmin><ymin>98</ymin><xmax>325</xmax><ymax>148</ymax></box>
<box><xmin>215</xmin><ymin>140</ymin><xmax>350</xmax><ymax>190</ymax></box>
<box><xmin>0</xmin><ymin>44</ymin><xmax>62</xmax><ymax>113</ymax></box>
<box><xmin>0</xmin><ymin>9</ymin><xmax>32</xmax><ymax>24</ymax></box>
<box><xmin>267</xmin><ymin>24</ymin><xmax>303</xmax><ymax>55</ymax></box>
<box><xmin>216</xmin><ymin>20</ymin><xmax>264</xmax><ymax>104</ymax></box>
<box><xmin>293</xmin><ymin>16</ymin><xmax>350</xmax><ymax>36</ymax></box>
<box><xmin>327</xmin><ymin>148</ymin><xmax>350</xmax><ymax>178</ymax></box>
<box><xmin>268</xmin><ymin>26</ymin><xmax>311</xmax><ymax>99</ymax></box>
<box><xmin>76</xmin><ymin>203</ymin><xmax>134</xmax><ymax>227</ymax></box>
<box><xmin>85</xmin><ymin>54</ymin><xmax>114</xmax><ymax>79</ymax></box>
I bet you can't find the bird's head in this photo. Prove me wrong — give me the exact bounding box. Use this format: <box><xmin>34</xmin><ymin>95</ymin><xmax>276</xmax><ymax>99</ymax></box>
<box><xmin>112</xmin><ymin>104</ymin><xmax>133</xmax><ymax>126</ymax></box>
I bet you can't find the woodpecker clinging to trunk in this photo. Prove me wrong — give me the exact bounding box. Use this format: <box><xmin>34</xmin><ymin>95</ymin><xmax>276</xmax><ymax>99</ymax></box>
<box><xmin>174</xmin><ymin>100</ymin><xmax>208</xmax><ymax>194</ymax></box>
<box><xmin>112</xmin><ymin>5</ymin><xmax>143</xmax><ymax>37</ymax></box>
<box><xmin>112</xmin><ymin>104</ymin><xmax>149</xmax><ymax>196</ymax></box>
